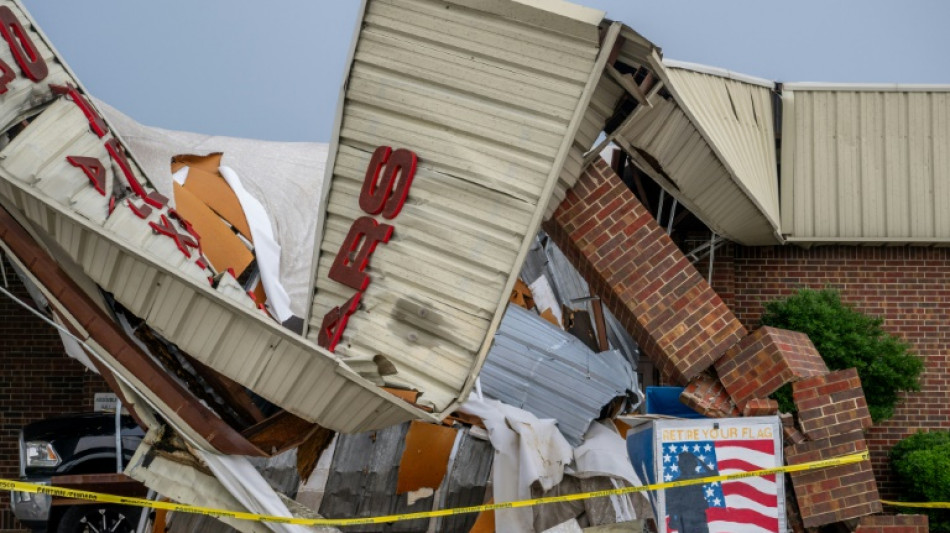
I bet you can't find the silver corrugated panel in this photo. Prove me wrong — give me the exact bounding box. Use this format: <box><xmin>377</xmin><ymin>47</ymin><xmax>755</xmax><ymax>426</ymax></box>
<box><xmin>309</xmin><ymin>0</ymin><xmax>613</xmax><ymax>414</ymax></box>
<box><xmin>663</xmin><ymin>64</ymin><xmax>780</xmax><ymax>231</ymax></box>
<box><xmin>781</xmin><ymin>86</ymin><xmax>950</xmax><ymax>243</ymax></box>
<box><xmin>0</xmin><ymin>87</ymin><xmax>425</xmax><ymax>432</ymax></box>
<box><xmin>479</xmin><ymin>303</ymin><xmax>636</xmax><ymax>446</ymax></box>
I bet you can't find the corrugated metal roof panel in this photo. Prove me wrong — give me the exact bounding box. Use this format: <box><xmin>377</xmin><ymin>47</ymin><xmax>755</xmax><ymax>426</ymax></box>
<box><xmin>614</xmin><ymin>96</ymin><xmax>779</xmax><ymax>245</ymax></box>
<box><xmin>663</xmin><ymin>65</ymin><xmax>780</xmax><ymax>230</ymax></box>
<box><xmin>479</xmin><ymin>303</ymin><xmax>636</xmax><ymax>446</ymax></box>
<box><xmin>308</xmin><ymin>0</ymin><xmax>611</xmax><ymax>414</ymax></box>
<box><xmin>781</xmin><ymin>87</ymin><xmax>950</xmax><ymax>243</ymax></box>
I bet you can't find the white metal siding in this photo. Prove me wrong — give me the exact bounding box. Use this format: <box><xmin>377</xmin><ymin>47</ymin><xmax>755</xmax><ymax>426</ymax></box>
<box><xmin>309</xmin><ymin>0</ymin><xmax>606</xmax><ymax>412</ymax></box>
<box><xmin>781</xmin><ymin>88</ymin><xmax>950</xmax><ymax>243</ymax></box>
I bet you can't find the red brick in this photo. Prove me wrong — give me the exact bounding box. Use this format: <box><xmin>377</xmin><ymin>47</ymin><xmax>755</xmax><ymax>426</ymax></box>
<box><xmin>679</xmin><ymin>372</ymin><xmax>740</xmax><ymax>417</ymax></box>
<box><xmin>714</xmin><ymin>326</ymin><xmax>828</xmax><ymax>406</ymax></box>
<box><xmin>742</xmin><ymin>398</ymin><xmax>780</xmax><ymax>416</ymax></box>
<box><xmin>546</xmin><ymin>159</ymin><xmax>746</xmax><ymax>384</ymax></box>
<box><xmin>794</xmin><ymin>369</ymin><xmax>873</xmax><ymax>440</ymax></box>
<box><xmin>785</xmin><ymin>431</ymin><xmax>882</xmax><ymax>528</ymax></box>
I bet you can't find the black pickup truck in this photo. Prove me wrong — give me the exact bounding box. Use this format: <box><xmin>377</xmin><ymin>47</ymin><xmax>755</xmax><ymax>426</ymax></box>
<box><xmin>10</xmin><ymin>412</ymin><xmax>146</xmax><ymax>533</ymax></box>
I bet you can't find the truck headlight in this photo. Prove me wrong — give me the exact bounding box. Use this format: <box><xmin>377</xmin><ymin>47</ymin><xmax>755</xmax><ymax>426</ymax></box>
<box><xmin>23</xmin><ymin>441</ymin><xmax>60</xmax><ymax>468</ymax></box>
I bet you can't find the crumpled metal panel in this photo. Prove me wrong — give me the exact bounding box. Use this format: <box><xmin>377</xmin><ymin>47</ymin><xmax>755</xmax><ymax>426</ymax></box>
<box><xmin>0</xmin><ymin>0</ymin><xmax>426</xmax><ymax>433</ymax></box>
<box><xmin>308</xmin><ymin>0</ymin><xmax>613</xmax><ymax>416</ymax></box>
<box><xmin>479</xmin><ymin>303</ymin><xmax>636</xmax><ymax>446</ymax></box>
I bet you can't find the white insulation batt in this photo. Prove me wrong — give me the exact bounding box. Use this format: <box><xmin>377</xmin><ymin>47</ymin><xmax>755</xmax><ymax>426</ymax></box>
<box><xmin>96</xmin><ymin>99</ymin><xmax>328</xmax><ymax>319</ymax></box>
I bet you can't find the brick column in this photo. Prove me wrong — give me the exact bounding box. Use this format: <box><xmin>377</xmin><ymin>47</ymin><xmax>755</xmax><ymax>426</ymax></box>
<box><xmin>544</xmin><ymin>159</ymin><xmax>746</xmax><ymax>384</ymax></box>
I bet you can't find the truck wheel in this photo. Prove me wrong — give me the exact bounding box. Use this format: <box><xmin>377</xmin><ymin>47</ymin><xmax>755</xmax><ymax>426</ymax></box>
<box><xmin>55</xmin><ymin>504</ymin><xmax>141</xmax><ymax>533</ymax></box>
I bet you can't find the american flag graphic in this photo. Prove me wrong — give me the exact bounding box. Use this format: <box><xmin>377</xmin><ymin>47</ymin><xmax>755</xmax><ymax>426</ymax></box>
<box><xmin>662</xmin><ymin>439</ymin><xmax>780</xmax><ymax>533</ymax></box>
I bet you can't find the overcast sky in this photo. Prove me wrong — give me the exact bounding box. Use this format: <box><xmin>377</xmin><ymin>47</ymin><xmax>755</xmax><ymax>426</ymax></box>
<box><xmin>20</xmin><ymin>1</ymin><xmax>950</xmax><ymax>142</ymax></box>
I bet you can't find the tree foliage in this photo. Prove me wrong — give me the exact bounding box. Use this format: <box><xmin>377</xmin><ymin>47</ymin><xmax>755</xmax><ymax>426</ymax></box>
<box><xmin>759</xmin><ymin>288</ymin><xmax>922</xmax><ymax>422</ymax></box>
<box><xmin>890</xmin><ymin>431</ymin><xmax>950</xmax><ymax>533</ymax></box>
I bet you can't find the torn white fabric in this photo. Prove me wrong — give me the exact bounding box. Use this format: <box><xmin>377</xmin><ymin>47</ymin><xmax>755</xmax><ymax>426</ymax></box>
<box><xmin>570</xmin><ymin>421</ymin><xmax>645</xmax><ymax>523</ymax></box>
<box><xmin>541</xmin><ymin>520</ymin><xmax>584</xmax><ymax>533</ymax></box>
<box><xmin>528</xmin><ymin>274</ymin><xmax>563</xmax><ymax>327</ymax></box>
<box><xmin>197</xmin><ymin>450</ymin><xmax>312</xmax><ymax>533</ymax></box>
<box><xmin>219</xmin><ymin>165</ymin><xmax>292</xmax><ymax>322</ymax></box>
<box><xmin>460</xmin><ymin>397</ymin><xmax>573</xmax><ymax>533</ymax></box>
<box><xmin>95</xmin><ymin>99</ymin><xmax>326</xmax><ymax>319</ymax></box>
<box><xmin>571</xmin><ymin>421</ymin><xmax>642</xmax><ymax>486</ymax></box>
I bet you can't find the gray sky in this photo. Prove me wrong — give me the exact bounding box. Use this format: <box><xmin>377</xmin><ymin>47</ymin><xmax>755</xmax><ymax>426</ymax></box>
<box><xmin>21</xmin><ymin>1</ymin><xmax>950</xmax><ymax>142</ymax></box>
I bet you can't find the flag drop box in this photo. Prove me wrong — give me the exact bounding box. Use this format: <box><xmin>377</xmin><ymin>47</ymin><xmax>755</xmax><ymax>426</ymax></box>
<box><xmin>627</xmin><ymin>416</ymin><xmax>786</xmax><ymax>533</ymax></box>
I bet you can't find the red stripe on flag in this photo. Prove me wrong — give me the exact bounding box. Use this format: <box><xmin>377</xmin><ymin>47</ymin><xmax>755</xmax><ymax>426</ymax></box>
<box><xmin>706</xmin><ymin>506</ymin><xmax>779</xmax><ymax>532</ymax></box>
<box><xmin>722</xmin><ymin>481</ymin><xmax>778</xmax><ymax>507</ymax></box>
<box><xmin>715</xmin><ymin>439</ymin><xmax>774</xmax><ymax>454</ymax></box>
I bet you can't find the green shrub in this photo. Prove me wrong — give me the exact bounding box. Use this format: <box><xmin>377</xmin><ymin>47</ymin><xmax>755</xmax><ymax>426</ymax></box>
<box><xmin>890</xmin><ymin>431</ymin><xmax>950</xmax><ymax>533</ymax></box>
<box><xmin>759</xmin><ymin>288</ymin><xmax>923</xmax><ymax>422</ymax></box>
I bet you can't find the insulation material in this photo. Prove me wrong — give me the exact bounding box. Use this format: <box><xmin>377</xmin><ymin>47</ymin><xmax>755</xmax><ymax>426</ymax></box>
<box><xmin>172</xmin><ymin>182</ymin><xmax>254</xmax><ymax>276</ymax></box>
<box><xmin>196</xmin><ymin>449</ymin><xmax>312</xmax><ymax>533</ymax></box>
<box><xmin>395</xmin><ymin>421</ymin><xmax>457</xmax><ymax>495</ymax></box>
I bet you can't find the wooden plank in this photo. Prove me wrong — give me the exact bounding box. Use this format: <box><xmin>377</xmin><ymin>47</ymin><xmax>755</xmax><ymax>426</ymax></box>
<box><xmin>179</xmin><ymin>166</ymin><xmax>252</xmax><ymax>241</ymax></box>
<box><xmin>172</xmin><ymin>183</ymin><xmax>253</xmax><ymax>276</ymax></box>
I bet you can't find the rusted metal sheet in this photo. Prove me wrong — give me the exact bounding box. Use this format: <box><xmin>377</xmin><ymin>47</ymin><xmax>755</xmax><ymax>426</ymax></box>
<box><xmin>0</xmin><ymin>0</ymin><xmax>426</xmax><ymax>433</ymax></box>
<box><xmin>781</xmin><ymin>84</ymin><xmax>950</xmax><ymax>243</ymax></box>
<box><xmin>307</xmin><ymin>0</ymin><xmax>616</xmax><ymax>419</ymax></box>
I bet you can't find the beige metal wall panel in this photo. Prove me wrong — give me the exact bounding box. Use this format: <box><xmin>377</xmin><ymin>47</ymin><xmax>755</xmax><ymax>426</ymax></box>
<box><xmin>544</xmin><ymin>72</ymin><xmax>624</xmax><ymax>219</ymax></box>
<box><xmin>663</xmin><ymin>65</ymin><xmax>780</xmax><ymax>230</ymax></box>
<box><xmin>781</xmin><ymin>86</ymin><xmax>950</xmax><ymax>243</ymax></box>
<box><xmin>0</xmin><ymin>3</ymin><xmax>429</xmax><ymax>432</ymax></box>
<box><xmin>309</xmin><ymin>0</ymin><xmax>609</xmax><ymax>413</ymax></box>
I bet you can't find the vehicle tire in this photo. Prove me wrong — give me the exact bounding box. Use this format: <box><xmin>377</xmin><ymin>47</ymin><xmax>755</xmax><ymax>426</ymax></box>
<box><xmin>55</xmin><ymin>504</ymin><xmax>142</xmax><ymax>533</ymax></box>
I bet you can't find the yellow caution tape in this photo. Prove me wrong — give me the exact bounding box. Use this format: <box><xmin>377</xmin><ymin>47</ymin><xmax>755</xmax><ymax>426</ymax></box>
<box><xmin>882</xmin><ymin>500</ymin><xmax>950</xmax><ymax>509</ymax></box>
<box><xmin>2</xmin><ymin>451</ymin><xmax>870</xmax><ymax>527</ymax></box>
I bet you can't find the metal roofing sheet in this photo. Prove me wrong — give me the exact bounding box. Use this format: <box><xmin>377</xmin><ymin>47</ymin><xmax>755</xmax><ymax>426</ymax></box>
<box><xmin>0</xmin><ymin>3</ymin><xmax>428</xmax><ymax>432</ymax></box>
<box><xmin>308</xmin><ymin>0</ymin><xmax>611</xmax><ymax>414</ymax></box>
<box><xmin>479</xmin><ymin>303</ymin><xmax>636</xmax><ymax>446</ymax></box>
<box><xmin>605</xmin><ymin>34</ymin><xmax>782</xmax><ymax>246</ymax></box>
<box><xmin>662</xmin><ymin>65</ymin><xmax>780</xmax><ymax>228</ymax></box>
<box><xmin>781</xmin><ymin>87</ymin><xmax>950</xmax><ymax>243</ymax></box>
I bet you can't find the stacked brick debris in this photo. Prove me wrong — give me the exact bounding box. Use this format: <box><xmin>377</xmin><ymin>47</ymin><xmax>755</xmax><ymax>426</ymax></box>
<box><xmin>544</xmin><ymin>158</ymin><xmax>897</xmax><ymax>531</ymax></box>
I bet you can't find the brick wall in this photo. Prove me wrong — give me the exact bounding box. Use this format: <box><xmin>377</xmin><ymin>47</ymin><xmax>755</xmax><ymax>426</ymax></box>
<box><xmin>723</xmin><ymin>245</ymin><xmax>950</xmax><ymax>497</ymax></box>
<box><xmin>0</xmin><ymin>257</ymin><xmax>108</xmax><ymax>531</ymax></box>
